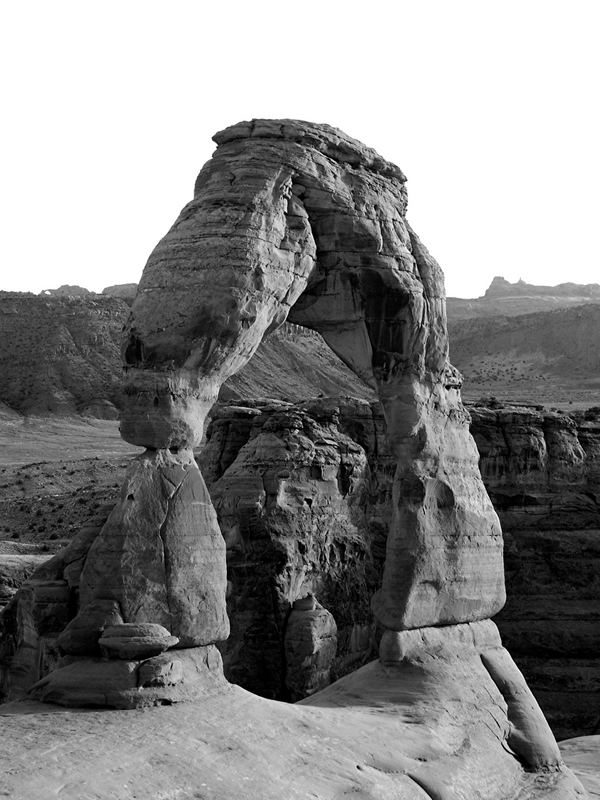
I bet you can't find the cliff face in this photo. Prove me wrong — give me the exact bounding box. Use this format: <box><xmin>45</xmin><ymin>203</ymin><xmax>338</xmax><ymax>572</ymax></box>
<box><xmin>2</xmin><ymin>399</ymin><xmax>598</xmax><ymax>738</ymax></box>
<box><xmin>206</xmin><ymin>401</ymin><xmax>600</xmax><ymax>737</ymax></box>
<box><xmin>470</xmin><ymin>406</ymin><xmax>600</xmax><ymax>738</ymax></box>
<box><xmin>0</xmin><ymin>289</ymin><xmax>372</xmax><ymax>417</ymax></box>
<box><xmin>198</xmin><ymin>398</ymin><xmax>394</xmax><ymax>698</ymax></box>
<box><xmin>0</xmin><ymin>293</ymin><xmax>128</xmax><ymax>418</ymax></box>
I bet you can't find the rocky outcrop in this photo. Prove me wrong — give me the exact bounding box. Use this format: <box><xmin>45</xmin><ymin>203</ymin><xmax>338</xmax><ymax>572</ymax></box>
<box><xmin>0</xmin><ymin>120</ymin><xmax>578</xmax><ymax>796</ymax></box>
<box><xmin>101</xmin><ymin>283</ymin><xmax>138</xmax><ymax>304</ymax></box>
<box><xmin>78</xmin><ymin>449</ymin><xmax>228</xmax><ymax>648</ymax></box>
<box><xmin>204</xmin><ymin>400</ymin><xmax>600</xmax><ymax>737</ymax></box>
<box><xmin>284</xmin><ymin>596</ymin><xmax>337</xmax><ymax>701</ymax></box>
<box><xmin>470</xmin><ymin>405</ymin><xmax>600</xmax><ymax>739</ymax></box>
<box><xmin>40</xmin><ymin>285</ymin><xmax>92</xmax><ymax>298</ymax></box>
<box><xmin>2</xmin><ymin>397</ymin><xmax>597</xmax><ymax>742</ymax></box>
<box><xmin>0</xmin><ymin>504</ymin><xmax>112</xmax><ymax>701</ymax></box>
<box><xmin>199</xmin><ymin>398</ymin><xmax>390</xmax><ymax>699</ymax></box>
<box><xmin>112</xmin><ymin>117</ymin><xmax>502</xmax><ymax>655</ymax></box>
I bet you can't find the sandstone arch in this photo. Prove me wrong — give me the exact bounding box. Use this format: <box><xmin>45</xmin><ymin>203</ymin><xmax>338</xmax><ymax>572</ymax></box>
<box><xmin>112</xmin><ymin>119</ymin><xmax>504</xmax><ymax>641</ymax></box>
<box><xmin>14</xmin><ymin>121</ymin><xmax>588</xmax><ymax>796</ymax></box>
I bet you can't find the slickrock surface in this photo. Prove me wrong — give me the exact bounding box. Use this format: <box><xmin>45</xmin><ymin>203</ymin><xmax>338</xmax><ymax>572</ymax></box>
<box><xmin>560</xmin><ymin>737</ymin><xmax>600</xmax><ymax>798</ymax></box>
<box><xmin>0</xmin><ymin>624</ymin><xmax>589</xmax><ymax>800</ymax></box>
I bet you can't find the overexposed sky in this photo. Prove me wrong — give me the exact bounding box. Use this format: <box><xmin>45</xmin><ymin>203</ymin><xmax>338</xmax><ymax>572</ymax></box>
<box><xmin>1</xmin><ymin>1</ymin><xmax>598</xmax><ymax>298</ymax></box>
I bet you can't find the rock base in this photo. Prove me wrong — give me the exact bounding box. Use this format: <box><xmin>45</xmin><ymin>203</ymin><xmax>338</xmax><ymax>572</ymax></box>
<box><xmin>1</xmin><ymin>649</ymin><xmax>588</xmax><ymax>800</ymax></box>
<box><xmin>28</xmin><ymin>645</ymin><xmax>228</xmax><ymax>709</ymax></box>
<box><xmin>378</xmin><ymin>620</ymin><xmax>563</xmax><ymax>771</ymax></box>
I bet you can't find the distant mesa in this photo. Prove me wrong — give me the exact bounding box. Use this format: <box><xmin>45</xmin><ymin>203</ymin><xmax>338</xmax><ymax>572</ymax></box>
<box><xmin>40</xmin><ymin>284</ymin><xmax>91</xmax><ymax>297</ymax></box>
<box><xmin>38</xmin><ymin>283</ymin><xmax>138</xmax><ymax>303</ymax></box>
<box><xmin>448</xmin><ymin>276</ymin><xmax>600</xmax><ymax>322</ymax></box>
<box><xmin>484</xmin><ymin>276</ymin><xmax>600</xmax><ymax>299</ymax></box>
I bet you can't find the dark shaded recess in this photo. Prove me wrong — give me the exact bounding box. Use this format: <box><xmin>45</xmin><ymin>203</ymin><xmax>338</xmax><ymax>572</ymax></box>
<box><xmin>362</xmin><ymin>271</ymin><xmax>410</xmax><ymax>353</ymax></box>
<box><xmin>225</xmin><ymin>510</ymin><xmax>290</xmax><ymax>700</ymax></box>
<box><xmin>124</xmin><ymin>332</ymin><xmax>144</xmax><ymax>366</ymax></box>
<box><xmin>492</xmin><ymin>493</ymin><xmax>541</xmax><ymax>511</ymax></box>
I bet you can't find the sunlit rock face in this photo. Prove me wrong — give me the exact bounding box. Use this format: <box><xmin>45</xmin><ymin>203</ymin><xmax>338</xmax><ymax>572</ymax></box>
<box><xmin>119</xmin><ymin>119</ymin><xmax>505</xmax><ymax>632</ymax></box>
<box><xmin>1</xmin><ymin>121</ymin><xmax>587</xmax><ymax>795</ymax></box>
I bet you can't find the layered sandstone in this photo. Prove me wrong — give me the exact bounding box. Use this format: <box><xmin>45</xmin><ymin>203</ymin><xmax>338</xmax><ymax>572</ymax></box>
<box><xmin>0</xmin><ymin>120</ymin><xmax>580</xmax><ymax>797</ymax></box>
<box><xmin>471</xmin><ymin>405</ymin><xmax>600</xmax><ymax>738</ymax></box>
<box><xmin>199</xmin><ymin>398</ymin><xmax>388</xmax><ymax>698</ymax></box>
<box><xmin>3</xmin><ymin>398</ymin><xmax>598</xmax><ymax>741</ymax></box>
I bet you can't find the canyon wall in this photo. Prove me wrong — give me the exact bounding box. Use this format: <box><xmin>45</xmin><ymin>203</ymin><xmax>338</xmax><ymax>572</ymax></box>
<box><xmin>471</xmin><ymin>405</ymin><xmax>600</xmax><ymax>738</ymax></box>
<box><xmin>4</xmin><ymin>399</ymin><xmax>595</xmax><ymax>738</ymax></box>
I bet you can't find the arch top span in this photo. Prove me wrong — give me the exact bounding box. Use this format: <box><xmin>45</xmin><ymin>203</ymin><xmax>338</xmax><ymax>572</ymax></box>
<box><xmin>120</xmin><ymin>119</ymin><xmax>446</xmax><ymax>451</ymax></box>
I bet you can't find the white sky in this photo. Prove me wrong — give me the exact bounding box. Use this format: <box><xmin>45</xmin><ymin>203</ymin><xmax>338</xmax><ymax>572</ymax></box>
<box><xmin>1</xmin><ymin>0</ymin><xmax>598</xmax><ymax>298</ymax></box>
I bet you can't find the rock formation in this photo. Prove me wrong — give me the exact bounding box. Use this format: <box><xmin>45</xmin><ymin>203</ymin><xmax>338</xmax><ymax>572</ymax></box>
<box><xmin>0</xmin><ymin>120</ymin><xmax>586</xmax><ymax>797</ymax></box>
<box><xmin>0</xmin><ymin>291</ymin><xmax>371</xmax><ymax>418</ymax></box>
<box><xmin>199</xmin><ymin>398</ymin><xmax>387</xmax><ymax>698</ymax></box>
<box><xmin>448</xmin><ymin>276</ymin><xmax>600</xmax><ymax>320</ymax></box>
<box><xmin>484</xmin><ymin>277</ymin><xmax>600</xmax><ymax>300</ymax></box>
<box><xmin>115</xmin><ymin>118</ymin><xmax>502</xmax><ymax>646</ymax></box>
<box><xmin>101</xmin><ymin>283</ymin><xmax>138</xmax><ymax>304</ymax></box>
<box><xmin>471</xmin><ymin>405</ymin><xmax>600</xmax><ymax>739</ymax></box>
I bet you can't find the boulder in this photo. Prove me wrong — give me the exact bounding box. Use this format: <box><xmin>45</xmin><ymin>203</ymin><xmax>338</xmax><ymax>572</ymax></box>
<box><xmin>284</xmin><ymin>596</ymin><xmax>338</xmax><ymax>701</ymax></box>
<box><xmin>98</xmin><ymin>623</ymin><xmax>178</xmax><ymax>660</ymax></box>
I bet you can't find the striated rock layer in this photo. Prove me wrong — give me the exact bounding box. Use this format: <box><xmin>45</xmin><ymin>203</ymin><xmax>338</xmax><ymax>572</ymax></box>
<box><xmin>119</xmin><ymin>118</ymin><xmax>504</xmax><ymax>632</ymax></box>
<box><xmin>471</xmin><ymin>405</ymin><xmax>600</xmax><ymax>738</ymax></box>
<box><xmin>0</xmin><ymin>120</ymin><xmax>582</xmax><ymax>796</ymax></box>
